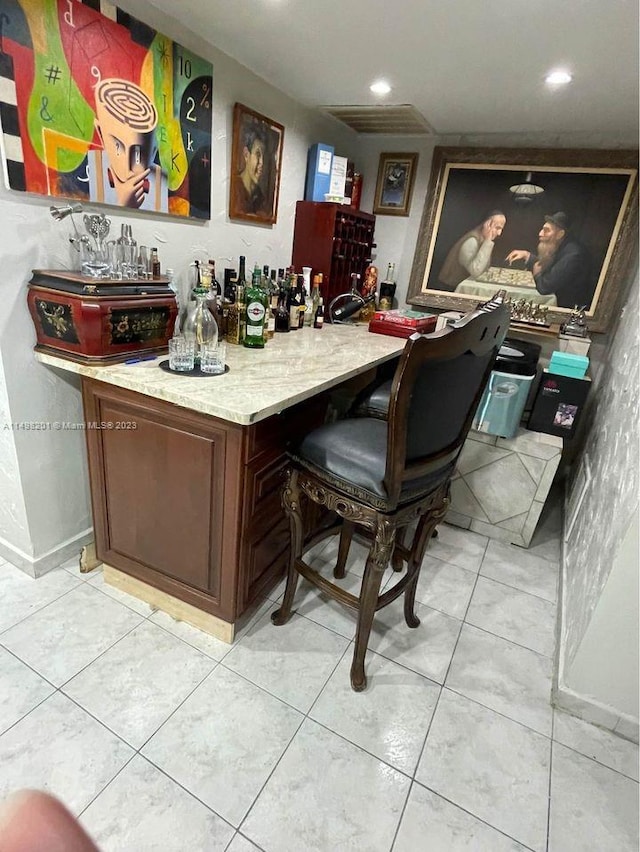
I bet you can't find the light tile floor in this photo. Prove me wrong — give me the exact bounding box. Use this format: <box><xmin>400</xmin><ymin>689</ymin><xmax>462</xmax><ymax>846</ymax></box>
<box><xmin>0</xmin><ymin>509</ymin><xmax>637</xmax><ymax>852</ymax></box>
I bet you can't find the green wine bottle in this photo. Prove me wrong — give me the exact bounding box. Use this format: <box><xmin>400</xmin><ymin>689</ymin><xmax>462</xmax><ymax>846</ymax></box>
<box><xmin>244</xmin><ymin>265</ymin><xmax>268</xmax><ymax>348</ymax></box>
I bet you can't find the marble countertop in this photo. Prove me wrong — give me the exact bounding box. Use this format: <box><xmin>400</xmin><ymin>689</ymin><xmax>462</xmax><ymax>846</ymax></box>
<box><xmin>35</xmin><ymin>325</ymin><xmax>405</xmax><ymax>425</ymax></box>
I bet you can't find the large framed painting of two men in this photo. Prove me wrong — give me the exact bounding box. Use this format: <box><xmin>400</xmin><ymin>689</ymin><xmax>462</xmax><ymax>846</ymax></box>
<box><xmin>407</xmin><ymin>147</ymin><xmax>638</xmax><ymax>332</ymax></box>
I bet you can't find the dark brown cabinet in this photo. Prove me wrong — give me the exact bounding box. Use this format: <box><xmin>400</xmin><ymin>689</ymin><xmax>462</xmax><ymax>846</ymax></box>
<box><xmin>82</xmin><ymin>379</ymin><xmax>329</xmax><ymax>627</ymax></box>
<box><xmin>291</xmin><ymin>201</ymin><xmax>376</xmax><ymax>305</ymax></box>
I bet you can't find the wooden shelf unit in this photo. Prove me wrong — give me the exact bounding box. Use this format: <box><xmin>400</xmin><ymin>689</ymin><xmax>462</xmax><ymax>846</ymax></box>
<box><xmin>291</xmin><ymin>201</ymin><xmax>376</xmax><ymax>304</ymax></box>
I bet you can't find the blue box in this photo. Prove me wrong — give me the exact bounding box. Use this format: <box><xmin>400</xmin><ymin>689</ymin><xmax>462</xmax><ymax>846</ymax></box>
<box><xmin>549</xmin><ymin>351</ymin><xmax>589</xmax><ymax>379</ymax></box>
<box><xmin>305</xmin><ymin>144</ymin><xmax>334</xmax><ymax>202</ymax></box>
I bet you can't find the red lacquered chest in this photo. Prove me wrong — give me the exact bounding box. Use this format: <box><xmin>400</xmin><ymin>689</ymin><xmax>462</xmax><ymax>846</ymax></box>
<box><xmin>27</xmin><ymin>269</ymin><xmax>178</xmax><ymax>364</ymax></box>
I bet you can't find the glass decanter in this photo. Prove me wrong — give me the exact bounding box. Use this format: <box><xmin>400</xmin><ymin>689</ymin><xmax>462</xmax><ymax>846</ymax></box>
<box><xmin>182</xmin><ymin>287</ymin><xmax>218</xmax><ymax>364</ymax></box>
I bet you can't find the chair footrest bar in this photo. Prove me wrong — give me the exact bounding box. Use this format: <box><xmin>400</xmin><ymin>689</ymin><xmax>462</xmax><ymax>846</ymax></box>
<box><xmin>295</xmin><ymin>559</ymin><xmax>361</xmax><ymax>611</ymax></box>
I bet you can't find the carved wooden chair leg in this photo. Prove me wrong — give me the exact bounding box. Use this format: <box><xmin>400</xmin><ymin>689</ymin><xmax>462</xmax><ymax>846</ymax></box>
<box><xmin>272</xmin><ymin>470</ymin><xmax>304</xmax><ymax>627</ymax></box>
<box><xmin>333</xmin><ymin>521</ymin><xmax>354</xmax><ymax>579</ymax></box>
<box><xmin>391</xmin><ymin>526</ymin><xmax>406</xmax><ymax>573</ymax></box>
<box><xmin>403</xmin><ymin>513</ymin><xmax>433</xmax><ymax>628</ymax></box>
<box><xmin>350</xmin><ymin>521</ymin><xmax>396</xmax><ymax>691</ymax></box>
<box><xmin>404</xmin><ymin>496</ymin><xmax>450</xmax><ymax>627</ymax></box>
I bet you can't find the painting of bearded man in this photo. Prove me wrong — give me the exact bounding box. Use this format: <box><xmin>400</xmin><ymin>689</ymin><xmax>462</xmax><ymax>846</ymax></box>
<box><xmin>506</xmin><ymin>212</ymin><xmax>592</xmax><ymax>308</ymax></box>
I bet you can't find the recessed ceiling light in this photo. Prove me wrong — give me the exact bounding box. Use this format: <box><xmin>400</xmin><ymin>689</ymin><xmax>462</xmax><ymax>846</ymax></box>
<box><xmin>370</xmin><ymin>80</ymin><xmax>391</xmax><ymax>95</ymax></box>
<box><xmin>545</xmin><ymin>70</ymin><xmax>572</xmax><ymax>85</ymax></box>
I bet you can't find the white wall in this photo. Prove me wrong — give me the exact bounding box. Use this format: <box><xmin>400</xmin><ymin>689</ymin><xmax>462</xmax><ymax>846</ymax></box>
<box><xmin>358</xmin><ymin>136</ymin><xmax>438</xmax><ymax>305</ymax></box>
<box><xmin>555</xmin><ymin>266</ymin><xmax>639</xmax><ymax>739</ymax></box>
<box><xmin>568</xmin><ymin>509</ymin><xmax>639</xmax><ymax>724</ymax></box>
<box><xmin>0</xmin><ymin>355</ymin><xmax>30</xmax><ymax>556</ymax></box>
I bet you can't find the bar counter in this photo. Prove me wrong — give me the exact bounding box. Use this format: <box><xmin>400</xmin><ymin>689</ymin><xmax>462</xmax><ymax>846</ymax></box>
<box><xmin>36</xmin><ymin>325</ymin><xmax>404</xmax><ymax>640</ymax></box>
<box><xmin>35</xmin><ymin>324</ymin><xmax>404</xmax><ymax>425</ymax></box>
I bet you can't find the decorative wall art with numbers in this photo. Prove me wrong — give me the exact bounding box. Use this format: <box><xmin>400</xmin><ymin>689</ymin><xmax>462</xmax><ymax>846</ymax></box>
<box><xmin>0</xmin><ymin>0</ymin><xmax>213</xmax><ymax>218</ymax></box>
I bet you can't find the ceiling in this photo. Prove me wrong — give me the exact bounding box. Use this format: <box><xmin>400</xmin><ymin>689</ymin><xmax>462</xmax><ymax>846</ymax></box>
<box><xmin>145</xmin><ymin>0</ymin><xmax>639</xmax><ymax>139</ymax></box>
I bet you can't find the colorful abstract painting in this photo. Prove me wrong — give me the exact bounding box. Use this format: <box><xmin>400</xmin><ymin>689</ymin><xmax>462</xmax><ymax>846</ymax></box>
<box><xmin>0</xmin><ymin>0</ymin><xmax>213</xmax><ymax>218</ymax></box>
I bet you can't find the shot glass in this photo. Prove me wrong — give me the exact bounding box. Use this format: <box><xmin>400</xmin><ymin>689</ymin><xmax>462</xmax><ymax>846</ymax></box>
<box><xmin>199</xmin><ymin>341</ymin><xmax>226</xmax><ymax>375</ymax></box>
<box><xmin>168</xmin><ymin>337</ymin><xmax>195</xmax><ymax>372</ymax></box>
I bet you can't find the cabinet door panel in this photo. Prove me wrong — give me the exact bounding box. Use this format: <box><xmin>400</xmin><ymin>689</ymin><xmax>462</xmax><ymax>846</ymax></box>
<box><xmin>100</xmin><ymin>402</ymin><xmax>225</xmax><ymax>595</ymax></box>
<box><xmin>82</xmin><ymin>379</ymin><xmax>234</xmax><ymax>612</ymax></box>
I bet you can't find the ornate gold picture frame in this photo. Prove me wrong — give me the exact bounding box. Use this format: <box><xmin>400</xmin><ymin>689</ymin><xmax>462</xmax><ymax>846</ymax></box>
<box><xmin>407</xmin><ymin>147</ymin><xmax>638</xmax><ymax>332</ymax></box>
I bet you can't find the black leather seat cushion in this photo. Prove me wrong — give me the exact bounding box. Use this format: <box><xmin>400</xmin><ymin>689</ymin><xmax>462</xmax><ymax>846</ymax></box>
<box><xmin>291</xmin><ymin>417</ymin><xmax>454</xmax><ymax>510</ymax></box>
<box><xmin>354</xmin><ymin>379</ymin><xmax>392</xmax><ymax>419</ymax></box>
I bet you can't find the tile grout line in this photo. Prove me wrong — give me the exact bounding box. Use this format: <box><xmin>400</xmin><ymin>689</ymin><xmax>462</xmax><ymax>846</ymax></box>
<box><xmin>387</xmin><ymin>773</ymin><xmax>414</xmax><ymax>852</ymax></box>
<box><xmin>76</xmin><ymin>751</ymin><xmax>139</xmax><ymax>820</ymax></box>
<box><xmin>414</xmin><ymin>780</ymin><xmax>539</xmax><ymax>852</ymax></box>
<box><xmin>131</xmin><ymin>751</ymin><xmax>237</xmax><ymax>835</ymax></box>
<box><xmin>55</xmin><ymin>616</ymin><xmax>149</xmax><ymax>692</ymax></box>
<box><xmin>407</xmin><ymin>535</ymin><xmax>488</xmax><ymax>792</ymax></box>
<box><xmin>545</xmin><ymin>726</ymin><xmax>555</xmax><ymax>852</ymax></box>
<box><xmin>237</xmin><ymin>640</ymin><xmax>353</xmax><ymax>837</ymax></box>
<box><xmin>460</xmin><ymin>619</ymin><xmax>556</xmax><ymax>660</ymax></box>
<box><xmin>0</xmin><ymin>573</ymin><xmax>87</xmax><ymax>638</ymax></box>
<box><xmin>71</xmin><ymin>660</ymin><xmax>239</xmax><ymax>829</ymax></box>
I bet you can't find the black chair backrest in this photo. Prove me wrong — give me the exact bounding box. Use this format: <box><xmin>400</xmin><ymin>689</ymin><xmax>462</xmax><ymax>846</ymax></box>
<box><xmin>384</xmin><ymin>300</ymin><xmax>510</xmax><ymax>504</ymax></box>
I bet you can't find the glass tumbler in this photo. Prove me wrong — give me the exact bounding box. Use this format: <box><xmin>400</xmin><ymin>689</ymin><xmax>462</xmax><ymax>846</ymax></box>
<box><xmin>168</xmin><ymin>337</ymin><xmax>195</xmax><ymax>372</ymax></box>
<box><xmin>199</xmin><ymin>341</ymin><xmax>226</xmax><ymax>375</ymax></box>
<box><xmin>80</xmin><ymin>241</ymin><xmax>112</xmax><ymax>278</ymax></box>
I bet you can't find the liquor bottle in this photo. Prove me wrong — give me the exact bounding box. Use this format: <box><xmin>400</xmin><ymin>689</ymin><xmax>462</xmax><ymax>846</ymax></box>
<box><xmin>223</xmin><ymin>268</ymin><xmax>236</xmax><ymax>301</ymax></box>
<box><xmin>296</xmin><ymin>274</ymin><xmax>306</xmax><ymax>329</ymax></box>
<box><xmin>209</xmin><ymin>259</ymin><xmax>221</xmax><ymax>299</ymax></box>
<box><xmin>287</xmin><ymin>281</ymin><xmax>300</xmax><ymax>330</ymax></box>
<box><xmin>314</xmin><ymin>298</ymin><xmax>325</xmax><ymax>329</ymax></box>
<box><xmin>244</xmin><ymin>267</ymin><xmax>268</xmax><ymax>348</ymax></box>
<box><xmin>332</xmin><ymin>293</ymin><xmax>376</xmax><ymax>322</ymax></box>
<box><xmin>237</xmin><ymin>256</ymin><xmax>248</xmax><ymax>343</ymax></box>
<box><xmin>166</xmin><ymin>268</ymin><xmax>181</xmax><ymax>335</ymax></box>
<box><xmin>238</xmin><ymin>255</ymin><xmax>248</xmax><ymax>288</ymax></box>
<box><xmin>236</xmin><ymin>283</ymin><xmax>246</xmax><ymax>343</ymax></box>
<box><xmin>266</xmin><ymin>286</ymin><xmax>278</xmax><ymax>340</ymax></box>
<box><xmin>308</xmin><ymin>274</ymin><xmax>321</xmax><ymax>327</ymax></box>
<box><xmin>359</xmin><ymin>264</ymin><xmax>378</xmax><ymax>323</ymax></box>
<box><xmin>199</xmin><ymin>262</ymin><xmax>212</xmax><ymax>290</ymax></box>
<box><xmin>275</xmin><ymin>289</ymin><xmax>290</xmax><ymax>332</ymax></box>
<box><xmin>379</xmin><ymin>262</ymin><xmax>397</xmax><ymax>311</ymax></box>
<box><xmin>225</xmin><ymin>278</ymin><xmax>240</xmax><ymax>344</ymax></box>
<box><xmin>150</xmin><ymin>247</ymin><xmax>161</xmax><ymax>278</ymax></box>
<box><xmin>352</xmin><ymin>173</ymin><xmax>363</xmax><ymax>210</ymax></box>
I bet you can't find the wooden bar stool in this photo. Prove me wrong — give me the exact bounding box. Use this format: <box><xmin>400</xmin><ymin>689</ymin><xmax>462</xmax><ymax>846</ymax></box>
<box><xmin>271</xmin><ymin>300</ymin><xmax>509</xmax><ymax>690</ymax></box>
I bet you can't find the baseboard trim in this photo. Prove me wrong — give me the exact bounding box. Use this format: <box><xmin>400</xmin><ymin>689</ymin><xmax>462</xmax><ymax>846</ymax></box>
<box><xmin>0</xmin><ymin>528</ymin><xmax>94</xmax><ymax>578</ymax></box>
<box><xmin>103</xmin><ymin>564</ymin><xmax>235</xmax><ymax>643</ymax></box>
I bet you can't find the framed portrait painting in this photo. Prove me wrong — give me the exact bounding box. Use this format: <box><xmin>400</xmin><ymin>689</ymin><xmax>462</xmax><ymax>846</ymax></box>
<box><xmin>373</xmin><ymin>152</ymin><xmax>418</xmax><ymax>216</ymax></box>
<box><xmin>229</xmin><ymin>102</ymin><xmax>284</xmax><ymax>225</ymax></box>
<box><xmin>407</xmin><ymin>147</ymin><xmax>638</xmax><ymax>332</ymax></box>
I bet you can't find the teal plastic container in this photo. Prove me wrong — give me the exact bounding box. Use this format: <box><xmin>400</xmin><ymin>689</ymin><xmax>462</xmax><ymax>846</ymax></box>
<box><xmin>472</xmin><ymin>370</ymin><xmax>536</xmax><ymax>438</ymax></box>
<box><xmin>549</xmin><ymin>351</ymin><xmax>589</xmax><ymax>379</ymax></box>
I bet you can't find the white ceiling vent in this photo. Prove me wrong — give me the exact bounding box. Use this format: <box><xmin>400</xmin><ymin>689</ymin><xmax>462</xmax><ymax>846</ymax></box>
<box><xmin>321</xmin><ymin>104</ymin><xmax>434</xmax><ymax>135</ymax></box>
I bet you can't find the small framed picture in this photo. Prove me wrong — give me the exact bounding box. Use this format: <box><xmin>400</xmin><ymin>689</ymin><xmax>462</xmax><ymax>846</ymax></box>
<box><xmin>229</xmin><ymin>103</ymin><xmax>284</xmax><ymax>225</ymax></box>
<box><xmin>373</xmin><ymin>152</ymin><xmax>419</xmax><ymax>216</ymax></box>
